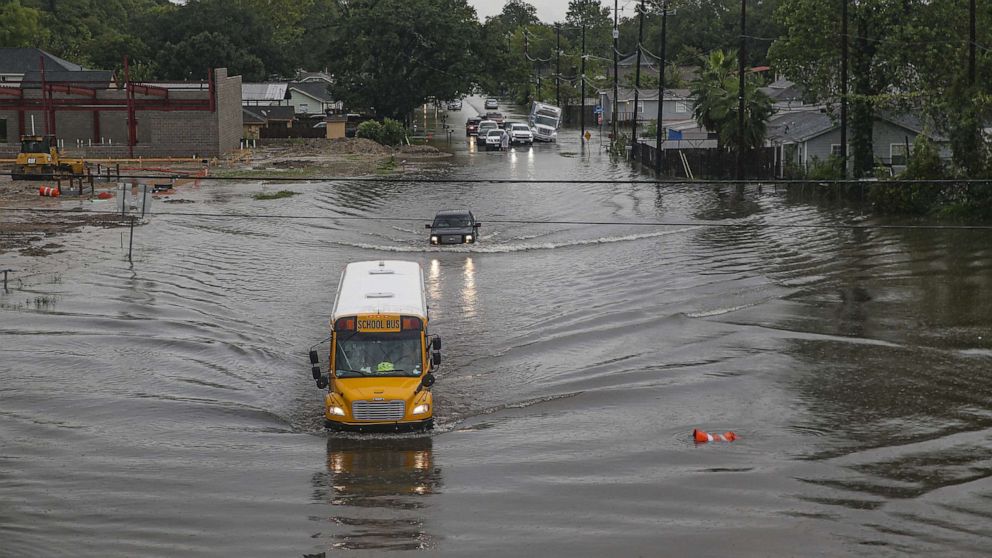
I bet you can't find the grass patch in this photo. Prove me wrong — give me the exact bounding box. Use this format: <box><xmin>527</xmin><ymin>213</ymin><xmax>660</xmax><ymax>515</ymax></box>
<box><xmin>375</xmin><ymin>156</ymin><xmax>398</xmax><ymax>175</ymax></box>
<box><xmin>253</xmin><ymin>190</ymin><xmax>299</xmax><ymax>200</ymax></box>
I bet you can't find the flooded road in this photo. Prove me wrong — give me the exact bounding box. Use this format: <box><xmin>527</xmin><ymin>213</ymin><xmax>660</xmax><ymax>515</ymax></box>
<box><xmin>2</xmin><ymin>97</ymin><xmax>992</xmax><ymax>556</ymax></box>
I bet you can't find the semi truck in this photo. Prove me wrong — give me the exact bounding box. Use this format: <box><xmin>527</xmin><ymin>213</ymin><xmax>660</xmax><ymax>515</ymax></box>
<box><xmin>528</xmin><ymin>102</ymin><xmax>562</xmax><ymax>142</ymax></box>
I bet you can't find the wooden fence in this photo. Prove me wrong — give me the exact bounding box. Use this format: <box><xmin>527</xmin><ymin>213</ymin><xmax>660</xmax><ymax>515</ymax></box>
<box><xmin>632</xmin><ymin>141</ymin><xmax>777</xmax><ymax>179</ymax></box>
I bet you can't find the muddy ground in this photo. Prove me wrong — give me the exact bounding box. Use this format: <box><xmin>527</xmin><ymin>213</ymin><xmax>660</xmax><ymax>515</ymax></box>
<box><xmin>0</xmin><ymin>138</ymin><xmax>450</xmax><ymax>257</ymax></box>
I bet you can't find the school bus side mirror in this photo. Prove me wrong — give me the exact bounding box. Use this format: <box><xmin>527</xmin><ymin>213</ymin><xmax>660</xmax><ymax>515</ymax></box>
<box><xmin>425</xmin><ymin>223</ymin><xmax>432</xmax><ymax>229</ymax></box>
<box><xmin>431</xmin><ymin>351</ymin><xmax>441</xmax><ymax>367</ymax></box>
<box><xmin>432</xmin><ymin>337</ymin><xmax>441</xmax><ymax>351</ymax></box>
<box><xmin>311</xmin><ymin>366</ymin><xmax>322</xmax><ymax>380</ymax></box>
<box><xmin>423</xmin><ymin>373</ymin><xmax>435</xmax><ymax>388</ymax></box>
<box><xmin>309</xmin><ymin>350</ymin><xmax>319</xmax><ymax>365</ymax></box>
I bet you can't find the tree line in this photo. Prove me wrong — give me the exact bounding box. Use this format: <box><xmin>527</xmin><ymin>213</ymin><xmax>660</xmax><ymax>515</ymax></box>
<box><xmin>2</xmin><ymin>0</ymin><xmax>991</xmax><ymax>189</ymax></box>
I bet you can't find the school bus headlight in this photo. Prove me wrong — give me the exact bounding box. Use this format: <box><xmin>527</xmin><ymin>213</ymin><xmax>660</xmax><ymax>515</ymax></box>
<box><xmin>327</xmin><ymin>406</ymin><xmax>346</xmax><ymax>416</ymax></box>
<box><xmin>412</xmin><ymin>404</ymin><xmax>430</xmax><ymax>415</ymax></box>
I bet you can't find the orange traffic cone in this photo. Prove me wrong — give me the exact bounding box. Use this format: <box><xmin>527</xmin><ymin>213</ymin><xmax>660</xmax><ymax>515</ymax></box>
<box><xmin>693</xmin><ymin>429</ymin><xmax>737</xmax><ymax>443</ymax></box>
<box><xmin>39</xmin><ymin>186</ymin><xmax>60</xmax><ymax>197</ymax></box>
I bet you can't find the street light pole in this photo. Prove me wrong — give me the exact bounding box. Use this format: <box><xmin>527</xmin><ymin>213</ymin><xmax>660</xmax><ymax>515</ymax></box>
<box><xmin>631</xmin><ymin>0</ymin><xmax>645</xmax><ymax>151</ymax></box>
<box><xmin>736</xmin><ymin>0</ymin><xmax>747</xmax><ymax>182</ymax></box>
<box><xmin>840</xmin><ymin>0</ymin><xmax>848</xmax><ymax>178</ymax></box>
<box><xmin>655</xmin><ymin>0</ymin><xmax>668</xmax><ymax>173</ymax></box>
<box><xmin>612</xmin><ymin>0</ymin><xmax>619</xmax><ymax>144</ymax></box>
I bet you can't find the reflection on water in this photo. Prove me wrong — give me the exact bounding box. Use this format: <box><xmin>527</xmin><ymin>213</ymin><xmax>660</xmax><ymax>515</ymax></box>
<box><xmin>311</xmin><ymin>436</ymin><xmax>441</xmax><ymax>551</ymax></box>
<box><xmin>462</xmin><ymin>257</ymin><xmax>477</xmax><ymax>316</ymax></box>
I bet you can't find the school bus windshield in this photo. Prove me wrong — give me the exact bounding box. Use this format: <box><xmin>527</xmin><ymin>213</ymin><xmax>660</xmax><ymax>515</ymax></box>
<box><xmin>335</xmin><ymin>331</ymin><xmax>423</xmax><ymax>378</ymax></box>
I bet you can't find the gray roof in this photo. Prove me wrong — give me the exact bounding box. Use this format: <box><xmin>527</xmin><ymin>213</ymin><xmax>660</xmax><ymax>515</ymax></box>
<box><xmin>19</xmin><ymin>70</ymin><xmax>114</xmax><ymax>88</ymax></box>
<box><xmin>244</xmin><ymin>105</ymin><xmax>295</xmax><ymax>122</ymax></box>
<box><xmin>766</xmin><ymin>110</ymin><xmax>834</xmax><ymax>143</ymax></box>
<box><xmin>0</xmin><ymin>48</ymin><xmax>84</xmax><ymax>74</ymax></box>
<box><xmin>760</xmin><ymin>78</ymin><xmax>805</xmax><ymax>102</ymax></box>
<box><xmin>288</xmin><ymin>81</ymin><xmax>333</xmax><ymax>102</ymax></box>
<box><xmin>242</xmin><ymin>108</ymin><xmax>266</xmax><ymax>124</ymax></box>
<box><xmin>766</xmin><ymin>109</ymin><xmax>948</xmax><ymax>143</ymax></box>
<box><xmin>242</xmin><ymin>83</ymin><xmax>288</xmax><ymax>102</ymax></box>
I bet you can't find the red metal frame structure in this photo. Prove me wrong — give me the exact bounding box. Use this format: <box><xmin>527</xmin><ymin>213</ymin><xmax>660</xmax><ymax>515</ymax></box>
<box><xmin>0</xmin><ymin>57</ymin><xmax>216</xmax><ymax>158</ymax></box>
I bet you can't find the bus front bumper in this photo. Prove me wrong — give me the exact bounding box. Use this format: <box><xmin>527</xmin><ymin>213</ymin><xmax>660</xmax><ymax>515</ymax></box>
<box><xmin>324</xmin><ymin>418</ymin><xmax>434</xmax><ymax>432</ymax></box>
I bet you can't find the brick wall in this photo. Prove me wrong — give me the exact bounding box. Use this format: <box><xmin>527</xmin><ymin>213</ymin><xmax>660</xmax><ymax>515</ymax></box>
<box><xmin>0</xmin><ymin>68</ymin><xmax>243</xmax><ymax>158</ymax></box>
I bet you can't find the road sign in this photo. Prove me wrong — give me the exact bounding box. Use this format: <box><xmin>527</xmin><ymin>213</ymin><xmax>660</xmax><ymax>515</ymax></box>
<box><xmin>593</xmin><ymin>105</ymin><xmax>603</xmax><ymax>114</ymax></box>
<box><xmin>584</xmin><ymin>130</ymin><xmax>592</xmax><ymax>141</ymax></box>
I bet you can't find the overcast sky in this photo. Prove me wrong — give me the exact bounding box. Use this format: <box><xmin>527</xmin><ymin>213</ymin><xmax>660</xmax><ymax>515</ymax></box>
<box><xmin>468</xmin><ymin>0</ymin><xmax>612</xmax><ymax>24</ymax></box>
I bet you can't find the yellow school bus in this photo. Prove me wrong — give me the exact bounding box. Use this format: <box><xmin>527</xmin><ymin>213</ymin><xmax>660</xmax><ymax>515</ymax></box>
<box><xmin>310</xmin><ymin>260</ymin><xmax>440</xmax><ymax>431</ymax></box>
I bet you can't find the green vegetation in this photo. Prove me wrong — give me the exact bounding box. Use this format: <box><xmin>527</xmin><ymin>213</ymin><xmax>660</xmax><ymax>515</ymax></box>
<box><xmin>691</xmin><ymin>49</ymin><xmax>772</xmax><ymax>153</ymax></box>
<box><xmin>356</xmin><ymin>118</ymin><xmax>409</xmax><ymax>146</ymax></box>
<box><xmin>252</xmin><ymin>190</ymin><xmax>299</xmax><ymax>200</ymax></box>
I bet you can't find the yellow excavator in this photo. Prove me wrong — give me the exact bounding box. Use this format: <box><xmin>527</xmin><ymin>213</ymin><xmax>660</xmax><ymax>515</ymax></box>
<box><xmin>12</xmin><ymin>135</ymin><xmax>86</xmax><ymax>180</ymax></box>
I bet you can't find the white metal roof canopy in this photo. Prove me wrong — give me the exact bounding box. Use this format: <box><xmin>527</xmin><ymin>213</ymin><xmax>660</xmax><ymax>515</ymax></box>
<box><xmin>332</xmin><ymin>260</ymin><xmax>428</xmax><ymax>322</ymax></box>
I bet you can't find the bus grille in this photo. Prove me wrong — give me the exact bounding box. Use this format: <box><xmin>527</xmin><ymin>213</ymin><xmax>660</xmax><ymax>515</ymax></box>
<box><xmin>352</xmin><ymin>400</ymin><xmax>406</xmax><ymax>421</ymax></box>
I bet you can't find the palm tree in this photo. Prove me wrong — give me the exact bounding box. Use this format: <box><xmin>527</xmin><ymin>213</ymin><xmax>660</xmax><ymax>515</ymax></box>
<box><xmin>691</xmin><ymin>49</ymin><xmax>772</xmax><ymax>153</ymax></box>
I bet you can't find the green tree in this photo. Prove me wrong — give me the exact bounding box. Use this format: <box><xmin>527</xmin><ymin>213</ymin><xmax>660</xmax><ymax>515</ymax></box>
<box><xmin>327</xmin><ymin>0</ymin><xmax>480</xmax><ymax>120</ymax></box>
<box><xmin>691</xmin><ymin>49</ymin><xmax>772</xmax><ymax>152</ymax></box>
<box><xmin>0</xmin><ymin>1</ymin><xmax>48</xmax><ymax>47</ymax></box>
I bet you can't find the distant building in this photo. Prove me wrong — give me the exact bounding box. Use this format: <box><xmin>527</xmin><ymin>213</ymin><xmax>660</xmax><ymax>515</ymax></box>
<box><xmin>765</xmin><ymin>109</ymin><xmax>950</xmax><ymax>177</ymax></box>
<box><xmin>242</xmin><ymin>83</ymin><xmax>289</xmax><ymax>106</ymax></box>
<box><xmin>0</xmin><ymin>49</ymin><xmax>242</xmax><ymax>158</ymax></box>
<box><xmin>0</xmin><ymin>47</ymin><xmax>85</xmax><ymax>84</ymax></box>
<box><xmin>598</xmin><ymin>87</ymin><xmax>695</xmax><ymax>127</ymax></box>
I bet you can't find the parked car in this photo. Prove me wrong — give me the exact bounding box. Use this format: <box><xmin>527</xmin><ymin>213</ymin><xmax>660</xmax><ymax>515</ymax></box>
<box><xmin>466</xmin><ymin>118</ymin><xmax>481</xmax><ymax>136</ymax></box>
<box><xmin>476</xmin><ymin>120</ymin><xmax>499</xmax><ymax>139</ymax></box>
<box><xmin>484</xmin><ymin>98</ymin><xmax>499</xmax><ymax>110</ymax></box>
<box><xmin>447</xmin><ymin>99</ymin><xmax>463</xmax><ymax>111</ymax></box>
<box><xmin>426</xmin><ymin>210</ymin><xmax>481</xmax><ymax>245</ymax></box>
<box><xmin>483</xmin><ymin>129</ymin><xmax>505</xmax><ymax>151</ymax></box>
<box><xmin>508</xmin><ymin>123</ymin><xmax>533</xmax><ymax>145</ymax></box>
<box><xmin>484</xmin><ymin>112</ymin><xmax>505</xmax><ymax>127</ymax></box>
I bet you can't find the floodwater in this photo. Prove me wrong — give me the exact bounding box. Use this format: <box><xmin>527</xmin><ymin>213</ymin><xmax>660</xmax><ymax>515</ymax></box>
<box><xmin>2</xmin><ymin>97</ymin><xmax>992</xmax><ymax>557</ymax></box>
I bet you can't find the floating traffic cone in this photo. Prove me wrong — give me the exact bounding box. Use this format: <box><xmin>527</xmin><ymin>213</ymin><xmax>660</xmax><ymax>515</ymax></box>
<box><xmin>693</xmin><ymin>429</ymin><xmax>737</xmax><ymax>443</ymax></box>
<box><xmin>39</xmin><ymin>185</ymin><xmax>60</xmax><ymax>197</ymax></box>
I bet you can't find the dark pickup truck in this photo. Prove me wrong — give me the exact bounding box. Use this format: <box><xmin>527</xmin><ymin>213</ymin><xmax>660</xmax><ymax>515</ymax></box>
<box><xmin>426</xmin><ymin>210</ymin><xmax>481</xmax><ymax>245</ymax></box>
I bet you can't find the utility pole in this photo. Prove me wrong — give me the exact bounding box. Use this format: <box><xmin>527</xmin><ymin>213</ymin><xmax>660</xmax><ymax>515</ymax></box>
<box><xmin>581</xmin><ymin>17</ymin><xmax>587</xmax><ymax>146</ymax></box>
<box><xmin>556</xmin><ymin>23</ymin><xmax>561</xmax><ymax>107</ymax></box>
<box><xmin>525</xmin><ymin>31</ymin><xmax>532</xmax><ymax>101</ymax></box>
<box><xmin>840</xmin><ymin>0</ymin><xmax>848</xmax><ymax>178</ymax></box>
<box><xmin>655</xmin><ymin>0</ymin><xmax>668</xmax><ymax>173</ymax></box>
<box><xmin>736</xmin><ymin>0</ymin><xmax>747</xmax><ymax>182</ymax></box>
<box><xmin>970</xmin><ymin>0</ymin><xmax>976</xmax><ymax>86</ymax></box>
<box><xmin>631</xmin><ymin>0</ymin><xmax>645</xmax><ymax>151</ymax></box>
<box><xmin>612</xmin><ymin>0</ymin><xmax>619</xmax><ymax>144</ymax></box>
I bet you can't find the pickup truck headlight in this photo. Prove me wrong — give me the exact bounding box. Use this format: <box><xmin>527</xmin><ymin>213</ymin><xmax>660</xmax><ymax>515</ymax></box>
<box><xmin>465</xmin><ymin>234</ymin><xmax>473</xmax><ymax>243</ymax></box>
<box><xmin>412</xmin><ymin>404</ymin><xmax>430</xmax><ymax>415</ymax></box>
<box><xmin>430</xmin><ymin>235</ymin><xmax>439</xmax><ymax>244</ymax></box>
<box><xmin>327</xmin><ymin>405</ymin><xmax>346</xmax><ymax>416</ymax></box>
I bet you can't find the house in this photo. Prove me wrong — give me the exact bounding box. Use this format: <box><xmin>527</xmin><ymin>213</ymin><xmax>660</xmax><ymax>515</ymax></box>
<box><xmin>605</xmin><ymin>52</ymin><xmax>697</xmax><ymax>88</ymax></box>
<box><xmin>242</xmin><ymin>105</ymin><xmax>295</xmax><ymax>132</ymax></box>
<box><xmin>598</xmin><ymin>87</ymin><xmax>695</xmax><ymax>128</ymax></box>
<box><xmin>765</xmin><ymin>109</ymin><xmax>950</xmax><ymax>177</ymax></box>
<box><xmin>759</xmin><ymin>78</ymin><xmax>805</xmax><ymax>110</ymax></box>
<box><xmin>286</xmin><ymin>81</ymin><xmax>341</xmax><ymax>116</ymax></box>
<box><xmin>242</xmin><ymin>83</ymin><xmax>288</xmax><ymax>106</ymax></box>
<box><xmin>242</xmin><ymin>108</ymin><xmax>266</xmax><ymax>139</ymax></box>
<box><xmin>0</xmin><ymin>47</ymin><xmax>85</xmax><ymax>84</ymax></box>
<box><xmin>295</xmin><ymin>71</ymin><xmax>333</xmax><ymax>84</ymax></box>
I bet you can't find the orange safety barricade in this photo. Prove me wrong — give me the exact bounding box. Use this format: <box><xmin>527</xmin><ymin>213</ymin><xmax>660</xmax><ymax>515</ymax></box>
<box><xmin>693</xmin><ymin>429</ymin><xmax>737</xmax><ymax>443</ymax></box>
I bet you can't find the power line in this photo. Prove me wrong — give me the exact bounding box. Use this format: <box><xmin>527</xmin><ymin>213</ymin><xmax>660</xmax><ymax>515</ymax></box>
<box><xmin>3</xmin><ymin>207</ymin><xmax>992</xmax><ymax>231</ymax></box>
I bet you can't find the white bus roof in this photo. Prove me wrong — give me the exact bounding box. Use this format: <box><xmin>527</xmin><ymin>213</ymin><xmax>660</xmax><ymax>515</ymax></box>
<box><xmin>332</xmin><ymin>260</ymin><xmax>428</xmax><ymax>321</ymax></box>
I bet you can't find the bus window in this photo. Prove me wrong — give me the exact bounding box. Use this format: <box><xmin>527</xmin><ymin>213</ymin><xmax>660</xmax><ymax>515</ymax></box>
<box><xmin>335</xmin><ymin>331</ymin><xmax>423</xmax><ymax>377</ymax></box>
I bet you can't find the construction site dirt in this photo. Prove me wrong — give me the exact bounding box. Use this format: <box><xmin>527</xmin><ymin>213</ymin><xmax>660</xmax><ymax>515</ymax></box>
<box><xmin>0</xmin><ymin>138</ymin><xmax>451</xmax><ymax>257</ymax></box>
